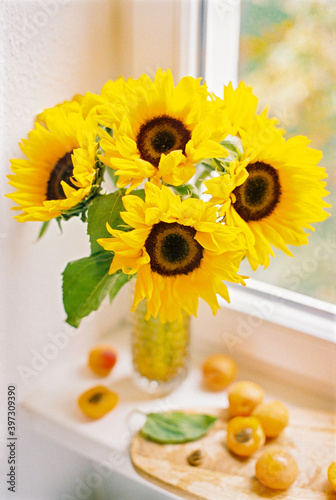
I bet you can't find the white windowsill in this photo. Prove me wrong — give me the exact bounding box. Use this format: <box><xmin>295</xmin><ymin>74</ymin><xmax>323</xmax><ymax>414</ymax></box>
<box><xmin>20</xmin><ymin>286</ymin><xmax>336</xmax><ymax>498</ymax></box>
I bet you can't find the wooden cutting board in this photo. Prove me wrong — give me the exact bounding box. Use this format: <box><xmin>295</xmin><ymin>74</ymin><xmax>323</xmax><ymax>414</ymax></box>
<box><xmin>130</xmin><ymin>406</ymin><xmax>336</xmax><ymax>499</ymax></box>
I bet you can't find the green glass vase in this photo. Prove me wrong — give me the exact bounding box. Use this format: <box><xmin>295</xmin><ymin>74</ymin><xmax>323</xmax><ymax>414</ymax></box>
<box><xmin>131</xmin><ymin>300</ymin><xmax>190</xmax><ymax>397</ymax></box>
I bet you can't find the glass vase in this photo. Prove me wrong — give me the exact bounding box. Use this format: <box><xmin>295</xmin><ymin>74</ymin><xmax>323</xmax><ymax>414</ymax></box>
<box><xmin>131</xmin><ymin>300</ymin><xmax>190</xmax><ymax>397</ymax></box>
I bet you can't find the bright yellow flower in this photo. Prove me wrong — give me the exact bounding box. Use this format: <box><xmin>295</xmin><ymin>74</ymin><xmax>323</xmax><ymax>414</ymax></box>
<box><xmin>36</xmin><ymin>91</ymin><xmax>106</xmax><ymax>125</ymax></box>
<box><xmin>98</xmin><ymin>69</ymin><xmax>230</xmax><ymax>192</ymax></box>
<box><xmin>97</xmin><ymin>183</ymin><xmax>247</xmax><ymax>322</ymax></box>
<box><xmin>204</xmin><ymin>116</ymin><xmax>330</xmax><ymax>270</ymax></box>
<box><xmin>36</xmin><ymin>98</ymin><xmax>82</xmax><ymax>124</ymax></box>
<box><xmin>7</xmin><ymin>105</ymin><xmax>100</xmax><ymax>222</ymax></box>
<box><xmin>219</xmin><ymin>81</ymin><xmax>282</xmax><ymax>136</ymax></box>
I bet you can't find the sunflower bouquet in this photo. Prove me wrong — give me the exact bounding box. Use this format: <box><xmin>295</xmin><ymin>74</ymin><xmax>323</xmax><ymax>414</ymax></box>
<box><xmin>6</xmin><ymin>69</ymin><xmax>330</xmax><ymax>327</ymax></box>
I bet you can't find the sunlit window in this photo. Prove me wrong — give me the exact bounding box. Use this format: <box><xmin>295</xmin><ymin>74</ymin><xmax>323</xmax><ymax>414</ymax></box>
<box><xmin>238</xmin><ymin>0</ymin><xmax>335</xmax><ymax>304</ymax></box>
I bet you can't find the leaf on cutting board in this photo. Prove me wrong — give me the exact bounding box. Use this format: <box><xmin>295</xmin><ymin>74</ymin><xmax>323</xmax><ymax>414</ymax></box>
<box><xmin>139</xmin><ymin>412</ymin><xmax>217</xmax><ymax>444</ymax></box>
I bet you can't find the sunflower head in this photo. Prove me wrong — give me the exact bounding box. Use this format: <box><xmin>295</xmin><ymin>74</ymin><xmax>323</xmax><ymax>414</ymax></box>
<box><xmin>97</xmin><ymin>182</ymin><xmax>247</xmax><ymax>322</ymax></box>
<box><xmin>7</xmin><ymin>104</ymin><xmax>102</xmax><ymax>222</ymax></box>
<box><xmin>205</xmin><ymin>116</ymin><xmax>330</xmax><ymax>269</ymax></box>
<box><xmin>97</xmin><ymin>69</ymin><xmax>230</xmax><ymax>192</ymax></box>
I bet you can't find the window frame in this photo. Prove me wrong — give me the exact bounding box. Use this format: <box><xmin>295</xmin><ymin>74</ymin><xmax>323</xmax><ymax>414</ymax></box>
<box><xmin>224</xmin><ymin>279</ymin><xmax>336</xmax><ymax>343</ymax></box>
<box><xmin>194</xmin><ymin>0</ymin><xmax>335</xmax><ymax>343</ymax></box>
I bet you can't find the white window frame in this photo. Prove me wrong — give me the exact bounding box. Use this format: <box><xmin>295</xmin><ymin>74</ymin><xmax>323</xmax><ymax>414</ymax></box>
<box><xmin>226</xmin><ymin>279</ymin><xmax>335</xmax><ymax>342</ymax></box>
<box><xmin>197</xmin><ymin>0</ymin><xmax>335</xmax><ymax>337</ymax></box>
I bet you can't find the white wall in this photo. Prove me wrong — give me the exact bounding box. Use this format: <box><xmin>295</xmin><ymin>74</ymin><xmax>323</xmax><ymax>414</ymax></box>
<box><xmin>0</xmin><ymin>2</ymin><xmax>129</xmax><ymax>498</ymax></box>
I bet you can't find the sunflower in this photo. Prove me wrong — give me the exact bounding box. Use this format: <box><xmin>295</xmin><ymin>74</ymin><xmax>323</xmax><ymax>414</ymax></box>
<box><xmin>36</xmin><ymin>91</ymin><xmax>106</xmax><ymax>125</ymax></box>
<box><xmin>98</xmin><ymin>69</ymin><xmax>230</xmax><ymax>192</ymax></box>
<box><xmin>204</xmin><ymin>116</ymin><xmax>330</xmax><ymax>270</ymax></box>
<box><xmin>219</xmin><ymin>81</ymin><xmax>282</xmax><ymax>137</ymax></box>
<box><xmin>7</xmin><ymin>105</ymin><xmax>100</xmax><ymax>222</ymax></box>
<box><xmin>97</xmin><ymin>183</ymin><xmax>247</xmax><ymax>322</ymax></box>
<box><xmin>87</xmin><ymin>77</ymin><xmax>138</xmax><ymax>136</ymax></box>
<box><xmin>36</xmin><ymin>96</ymin><xmax>82</xmax><ymax>124</ymax></box>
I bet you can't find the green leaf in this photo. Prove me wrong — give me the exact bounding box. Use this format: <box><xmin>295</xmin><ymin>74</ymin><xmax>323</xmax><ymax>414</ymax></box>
<box><xmin>194</xmin><ymin>169</ymin><xmax>212</xmax><ymax>190</ymax></box>
<box><xmin>139</xmin><ymin>412</ymin><xmax>217</xmax><ymax>444</ymax></box>
<box><xmin>212</xmin><ymin>158</ymin><xmax>230</xmax><ymax>172</ymax></box>
<box><xmin>109</xmin><ymin>273</ymin><xmax>133</xmax><ymax>302</ymax></box>
<box><xmin>62</xmin><ymin>251</ymin><xmax>129</xmax><ymax>328</ymax></box>
<box><xmin>198</xmin><ymin>159</ymin><xmax>215</xmax><ymax>171</ymax></box>
<box><xmin>220</xmin><ymin>140</ymin><xmax>240</xmax><ymax>157</ymax></box>
<box><xmin>56</xmin><ymin>217</ymin><xmax>63</xmax><ymax>233</ymax></box>
<box><xmin>199</xmin><ymin>157</ymin><xmax>229</xmax><ymax>174</ymax></box>
<box><xmin>105</xmin><ymin>165</ymin><xmax>118</xmax><ymax>186</ymax></box>
<box><xmin>37</xmin><ymin>221</ymin><xmax>50</xmax><ymax>239</ymax></box>
<box><xmin>171</xmin><ymin>184</ymin><xmax>199</xmax><ymax>199</ymax></box>
<box><xmin>87</xmin><ymin>189</ymin><xmax>145</xmax><ymax>254</ymax></box>
<box><xmin>87</xmin><ymin>190</ymin><xmax>127</xmax><ymax>254</ymax></box>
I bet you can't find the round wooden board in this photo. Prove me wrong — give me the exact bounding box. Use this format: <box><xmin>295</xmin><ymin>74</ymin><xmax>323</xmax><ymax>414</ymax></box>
<box><xmin>130</xmin><ymin>407</ymin><xmax>336</xmax><ymax>499</ymax></box>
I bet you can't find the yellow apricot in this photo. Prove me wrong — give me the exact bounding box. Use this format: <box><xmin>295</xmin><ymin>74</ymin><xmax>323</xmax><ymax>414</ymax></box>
<box><xmin>252</xmin><ymin>400</ymin><xmax>289</xmax><ymax>438</ymax></box>
<box><xmin>328</xmin><ymin>462</ymin><xmax>336</xmax><ymax>492</ymax></box>
<box><xmin>88</xmin><ymin>344</ymin><xmax>118</xmax><ymax>377</ymax></box>
<box><xmin>202</xmin><ymin>354</ymin><xmax>238</xmax><ymax>391</ymax></box>
<box><xmin>78</xmin><ymin>385</ymin><xmax>118</xmax><ymax>419</ymax></box>
<box><xmin>226</xmin><ymin>416</ymin><xmax>265</xmax><ymax>457</ymax></box>
<box><xmin>228</xmin><ymin>380</ymin><xmax>265</xmax><ymax>417</ymax></box>
<box><xmin>255</xmin><ymin>448</ymin><xmax>299</xmax><ymax>489</ymax></box>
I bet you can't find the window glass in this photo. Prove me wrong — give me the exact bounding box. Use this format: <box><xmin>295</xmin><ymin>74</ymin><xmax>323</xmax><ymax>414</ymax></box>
<box><xmin>238</xmin><ymin>0</ymin><xmax>335</xmax><ymax>304</ymax></box>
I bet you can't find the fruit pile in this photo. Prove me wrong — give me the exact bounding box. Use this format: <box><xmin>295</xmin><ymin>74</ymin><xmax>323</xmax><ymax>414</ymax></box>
<box><xmin>73</xmin><ymin>347</ymin><xmax>335</xmax><ymax>493</ymax></box>
<box><xmin>202</xmin><ymin>353</ymin><xmax>335</xmax><ymax>492</ymax></box>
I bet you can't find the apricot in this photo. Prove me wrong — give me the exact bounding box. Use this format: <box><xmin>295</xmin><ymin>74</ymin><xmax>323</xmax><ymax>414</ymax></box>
<box><xmin>88</xmin><ymin>344</ymin><xmax>117</xmax><ymax>376</ymax></box>
<box><xmin>328</xmin><ymin>462</ymin><xmax>336</xmax><ymax>492</ymax></box>
<box><xmin>252</xmin><ymin>400</ymin><xmax>289</xmax><ymax>438</ymax></box>
<box><xmin>228</xmin><ymin>380</ymin><xmax>265</xmax><ymax>417</ymax></box>
<box><xmin>78</xmin><ymin>385</ymin><xmax>118</xmax><ymax>419</ymax></box>
<box><xmin>226</xmin><ymin>416</ymin><xmax>265</xmax><ymax>457</ymax></box>
<box><xmin>202</xmin><ymin>354</ymin><xmax>238</xmax><ymax>391</ymax></box>
<box><xmin>255</xmin><ymin>448</ymin><xmax>299</xmax><ymax>489</ymax></box>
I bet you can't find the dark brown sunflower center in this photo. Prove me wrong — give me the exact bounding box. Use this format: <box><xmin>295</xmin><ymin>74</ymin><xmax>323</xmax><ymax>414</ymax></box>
<box><xmin>46</xmin><ymin>151</ymin><xmax>79</xmax><ymax>200</ymax></box>
<box><xmin>145</xmin><ymin>221</ymin><xmax>203</xmax><ymax>276</ymax></box>
<box><xmin>233</xmin><ymin>162</ymin><xmax>281</xmax><ymax>222</ymax></box>
<box><xmin>136</xmin><ymin>115</ymin><xmax>191</xmax><ymax>167</ymax></box>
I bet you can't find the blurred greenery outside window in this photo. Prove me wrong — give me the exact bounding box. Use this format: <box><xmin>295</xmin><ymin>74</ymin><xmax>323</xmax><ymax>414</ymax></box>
<box><xmin>238</xmin><ymin>0</ymin><xmax>335</xmax><ymax>305</ymax></box>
